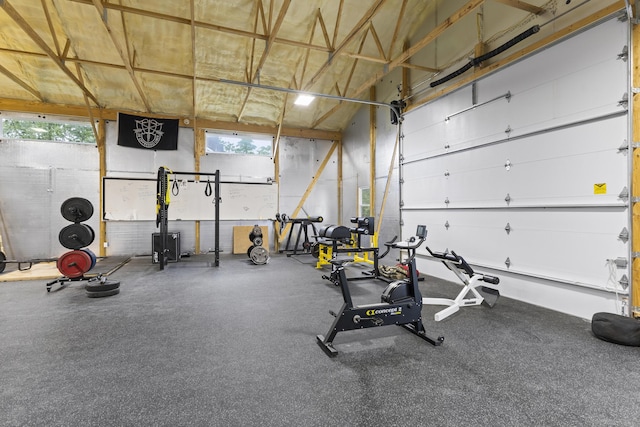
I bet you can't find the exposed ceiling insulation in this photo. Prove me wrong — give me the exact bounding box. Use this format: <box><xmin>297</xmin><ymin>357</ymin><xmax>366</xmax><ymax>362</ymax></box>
<box><xmin>0</xmin><ymin>0</ymin><xmax>625</xmax><ymax>134</ymax></box>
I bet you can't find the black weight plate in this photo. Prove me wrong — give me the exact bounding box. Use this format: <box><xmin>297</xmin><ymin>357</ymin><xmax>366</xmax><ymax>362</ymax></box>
<box><xmin>86</xmin><ymin>280</ymin><xmax>120</xmax><ymax>293</ymax></box>
<box><xmin>252</xmin><ymin>237</ymin><xmax>263</xmax><ymax>246</ymax></box>
<box><xmin>310</xmin><ymin>243</ymin><xmax>320</xmax><ymax>259</ymax></box>
<box><xmin>247</xmin><ymin>245</ymin><xmax>256</xmax><ymax>257</ymax></box>
<box><xmin>59</xmin><ymin>223</ymin><xmax>95</xmax><ymax>249</ymax></box>
<box><xmin>0</xmin><ymin>251</ymin><xmax>5</xmax><ymax>273</ymax></box>
<box><xmin>61</xmin><ymin>197</ymin><xmax>94</xmax><ymax>222</ymax></box>
<box><xmin>86</xmin><ymin>288</ymin><xmax>120</xmax><ymax>298</ymax></box>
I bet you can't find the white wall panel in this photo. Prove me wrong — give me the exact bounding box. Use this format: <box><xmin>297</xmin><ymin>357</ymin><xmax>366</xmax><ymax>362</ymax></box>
<box><xmin>278</xmin><ymin>137</ymin><xmax>338</xmax><ymax>225</ymax></box>
<box><xmin>400</xmin><ymin>17</ymin><xmax>629</xmax><ymax>319</ymax></box>
<box><xmin>0</xmin><ymin>140</ymin><xmax>99</xmax><ymax>259</ymax></box>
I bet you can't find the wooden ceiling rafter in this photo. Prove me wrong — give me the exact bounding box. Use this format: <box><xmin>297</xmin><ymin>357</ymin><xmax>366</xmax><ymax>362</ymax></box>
<box><xmin>40</xmin><ymin>0</ymin><xmax>61</xmax><ymax>56</ymax></box>
<box><xmin>316</xmin><ymin>8</ymin><xmax>332</xmax><ymax>50</ymax></box>
<box><xmin>61</xmin><ymin>38</ymin><xmax>71</xmax><ymax>61</ymax></box>
<box><xmin>237</xmin><ymin>0</ymin><xmax>291</xmax><ymax>122</ymax></box>
<box><xmin>312</xmin><ymin>0</ymin><xmax>484</xmax><ymax>128</ymax></box>
<box><xmin>257</xmin><ymin>0</ymin><xmax>268</xmax><ymax>35</ymax></box>
<box><xmin>0</xmin><ymin>63</ymin><xmax>43</xmax><ymax>101</ymax></box>
<box><xmin>91</xmin><ymin>0</ymin><xmax>151</xmax><ymax>111</ymax></box>
<box><xmin>368</xmin><ymin>22</ymin><xmax>387</xmax><ymax>61</ymax></box>
<box><xmin>190</xmin><ymin>0</ymin><xmax>197</xmax><ymax>121</ymax></box>
<box><xmin>0</xmin><ymin>0</ymin><xmax>100</xmax><ymax>106</ymax></box>
<box><xmin>492</xmin><ymin>0</ymin><xmax>544</xmax><ymax>14</ymax></box>
<box><xmin>118</xmin><ymin>0</ymin><xmax>134</xmax><ymax>66</ymax></box>
<box><xmin>253</xmin><ymin>0</ymin><xmax>290</xmax><ymax>83</ymax></box>
<box><xmin>331</xmin><ymin>0</ymin><xmax>344</xmax><ymax>50</ymax></box>
<box><xmin>302</xmin><ymin>0</ymin><xmax>388</xmax><ymax>92</ymax></box>
<box><xmin>388</xmin><ymin>0</ymin><xmax>408</xmax><ymax>59</ymax></box>
<box><xmin>296</xmin><ymin>7</ymin><xmax>321</xmax><ymax>92</ymax></box>
<box><xmin>401</xmin><ymin>62</ymin><xmax>439</xmax><ymax>73</ymax></box>
<box><xmin>74</xmin><ymin>61</ymin><xmax>99</xmax><ymax>143</ymax></box>
<box><xmin>238</xmin><ymin>1</ymin><xmax>262</xmax><ymax>123</ymax></box>
<box><xmin>69</xmin><ymin>0</ymin><xmax>435</xmax><ymax>83</ymax></box>
<box><xmin>311</xmin><ymin>26</ymin><xmax>370</xmax><ymax>128</ymax></box>
<box><xmin>340</xmin><ymin>28</ymin><xmax>371</xmax><ymax>102</ymax></box>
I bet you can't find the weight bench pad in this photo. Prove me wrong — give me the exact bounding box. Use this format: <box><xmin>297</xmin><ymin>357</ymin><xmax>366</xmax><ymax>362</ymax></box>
<box><xmin>591</xmin><ymin>312</ymin><xmax>640</xmax><ymax>346</ymax></box>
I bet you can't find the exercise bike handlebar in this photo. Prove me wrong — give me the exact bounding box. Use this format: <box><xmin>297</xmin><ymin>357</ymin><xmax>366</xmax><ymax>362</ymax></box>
<box><xmin>379</xmin><ymin>236</ymin><xmax>398</xmax><ymax>259</ymax></box>
<box><xmin>389</xmin><ymin>237</ymin><xmax>426</xmax><ymax>251</ymax></box>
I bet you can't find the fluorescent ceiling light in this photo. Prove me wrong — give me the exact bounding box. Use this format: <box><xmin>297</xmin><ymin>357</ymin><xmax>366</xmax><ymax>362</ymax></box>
<box><xmin>294</xmin><ymin>94</ymin><xmax>315</xmax><ymax>106</ymax></box>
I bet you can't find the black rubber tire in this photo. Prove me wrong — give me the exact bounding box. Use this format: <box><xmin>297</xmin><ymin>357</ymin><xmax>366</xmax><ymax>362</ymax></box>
<box><xmin>592</xmin><ymin>312</ymin><xmax>640</xmax><ymax>346</ymax></box>
<box><xmin>86</xmin><ymin>288</ymin><xmax>120</xmax><ymax>298</ymax></box>
<box><xmin>86</xmin><ymin>280</ymin><xmax>121</xmax><ymax>293</ymax></box>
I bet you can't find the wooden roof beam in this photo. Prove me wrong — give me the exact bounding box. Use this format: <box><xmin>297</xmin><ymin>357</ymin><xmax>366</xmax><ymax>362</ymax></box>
<box><xmin>492</xmin><ymin>0</ymin><xmax>544</xmax><ymax>15</ymax></box>
<box><xmin>91</xmin><ymin>0</ymin><xmax>151</xmax><ymax>111</ymax></box>
<box><xmin>0</xmin><ymin>63</ymin><xmax>43</xmax><ymax>101</ymax></box>
<box><xmin>237</xmin><ymin>0</ymin><xmax>291</xmax><ymax>122</ymax></box>
<box><xmin>331</xmin><ymin>0</ymin><xmax>344</xmax><ymax>49</ymax></box>
<box><xmin>0</xmin><ymin>0</ymin><xmax>100</xmax><ymax>106</ymax></box>
<box><xmin>40</xmin><ymin>0</ymin><xmax>61</xmax><ymax>56</ymax></box>
<box><xmin>303</xmin><ymin>0</ymin><xmax>388</xmax><ymax>91</ymax></box>
<box><xmin>388</xmin><ymin>0</ymin><xmax>408</xmax><ymax>58</ymax></box>
<box><xmin>313</xmin><ymin>0</ymin><xmax>483</xmax><ymax>128</ymax></box>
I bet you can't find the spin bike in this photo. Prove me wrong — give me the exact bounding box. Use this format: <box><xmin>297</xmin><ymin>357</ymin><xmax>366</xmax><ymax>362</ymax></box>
<box><xmin>317</xmin><ymin>225</ymin><xmax>444</xmax><ymax>357</ymax></box>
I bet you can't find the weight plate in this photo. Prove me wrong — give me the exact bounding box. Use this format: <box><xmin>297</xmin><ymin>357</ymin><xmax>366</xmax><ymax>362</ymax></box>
<box><xmin>59</xmin><ymin>223</ymin><xmax>95</xmax><ymax>249</ymax></box>
<box><xmin>310</xmin><ymin>242</ymin><xmax>320</xmax><ymax>259</ymax></box>
<box><xmin>60</xmin><ymin>197</ymin><xmax>94</xmax><ymax>222</ymax></box>
<box><xmin>0</xmin><ymin>251</ymin><xmax>5</xmax><ymax>273</ymax></box>
<box><xmin>86</xmin><ymin>288</ymin><xmax>120</xmax><ymax>298</ymax></box>
<box><xmin>247</xmin><ymin>245</ymin><xmax>256</xmax><ymax>258</ymax></box>
<box><xmin>81</xmin><ymin>248</ymin><xmax>97</xmax><ymax>270</ymax></box>
<box><xmin>252</xmin><ymin>237</ymin><xmax>263</xmax><ymax>246</ymax></box>
<box><xmin>86</xmin><ymin>280</ymin><xmax>120</xmax><ymax>293</ymax></box>
<box><xmin>56</xmin><ymin>250</ymin><xmax>92</xmax><ymax>278</ymax></box>
<box><xmin>249</xmin><ymin>246</ymin><xmax>269</xmax><ymax>265</ymax></box>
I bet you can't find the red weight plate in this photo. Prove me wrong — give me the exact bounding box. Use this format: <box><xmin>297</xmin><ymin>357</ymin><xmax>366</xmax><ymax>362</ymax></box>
<box><xmin>56</xmin><ymin>250</ymin><xmax>92</xmax><ymax>278</ymax></box>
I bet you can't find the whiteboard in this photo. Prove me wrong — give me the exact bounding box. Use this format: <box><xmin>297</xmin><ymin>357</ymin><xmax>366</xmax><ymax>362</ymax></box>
<box><xmin>103</xmin><ymin>177</ymin><xmax>277</xmax><ymax>221</ymax></box>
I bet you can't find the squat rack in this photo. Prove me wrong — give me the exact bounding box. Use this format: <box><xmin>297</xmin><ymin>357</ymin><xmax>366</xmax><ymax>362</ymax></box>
<box><xmin>156</xmin><ymin>167</ymin><xmax>220</xmax><ymax>270</ymax></box>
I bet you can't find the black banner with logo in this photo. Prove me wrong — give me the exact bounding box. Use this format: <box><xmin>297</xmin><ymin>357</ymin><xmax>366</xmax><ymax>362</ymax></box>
<box><xmin>117</xmin><ymin>113</ymin><xmax>178</xmax><ymax>150</ymax></box>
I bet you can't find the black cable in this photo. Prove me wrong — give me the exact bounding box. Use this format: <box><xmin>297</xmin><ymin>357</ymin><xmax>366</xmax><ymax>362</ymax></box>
<box><xmin>430</xmin><ymin>25</ymin><xmax>540</xmax><ymax>88</ymax></box>
<box><xmin>473</xmin><ymin>25</ymin><xmax>540</xmax><ymax>65</ymax></box>
<box><xmin>204</xmin><ymin>179</ymin><xmax>212</xmax><ymax>197</ymax></box>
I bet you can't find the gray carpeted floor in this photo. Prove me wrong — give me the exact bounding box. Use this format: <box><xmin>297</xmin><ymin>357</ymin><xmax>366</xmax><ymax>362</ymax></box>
<box><xmin>1</xmin><ymin>253</ymin><xmax>638</xmax><ymax>426</ymax></box>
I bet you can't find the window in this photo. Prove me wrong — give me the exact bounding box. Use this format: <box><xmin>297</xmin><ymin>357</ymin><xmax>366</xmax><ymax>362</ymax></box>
<box><xmin>0</xmin><ymin>115</ymin><xmax>96</xmax><ymax>144</ymax></box>
<box><xmin>359</xmin><ymin>187</ymin><xmax>371</xmax><ymax>217</ymax></box>
<box><xmin>205</xmin><ymin>130</ymin><xmax>272</xmax><ymax>157</ymax></box>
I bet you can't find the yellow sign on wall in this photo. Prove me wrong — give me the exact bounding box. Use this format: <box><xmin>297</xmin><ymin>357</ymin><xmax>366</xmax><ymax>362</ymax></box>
<box><xmin>594</xmin><ymin>183</ymin><xmax>606</xmax><ymax>194</ymax></box>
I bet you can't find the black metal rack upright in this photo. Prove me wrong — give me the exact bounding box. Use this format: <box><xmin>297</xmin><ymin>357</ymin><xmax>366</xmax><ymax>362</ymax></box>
<box><xmin>156</xmin><ymin>167</ymin><xmax>220</xmax><ymax>270</ymax></box>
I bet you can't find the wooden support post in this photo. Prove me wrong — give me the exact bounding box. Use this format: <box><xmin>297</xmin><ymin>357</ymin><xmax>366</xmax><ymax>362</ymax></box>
<box><xmin>97</xmin><ymin>118</ymin><xmax>107</xmax><ymax>257</ymax></box>
<box><xmin>369</xmin><ymin>87</ymin><xmax>376</xmax><ymax>218</ymax></box>
<box><xmin>338</xmin><ymin>140</ymin><xmax>343</xmax><ymax>224</ymax></box>
<box><xmin>632</xmin><ymin>12</ymin><xmax>640</xmax><ymax>317</ymax></box>
<box><xmin>194</xmin><ymin>126</ymin><xmax>202</xmax><ymax>254</ymax></box>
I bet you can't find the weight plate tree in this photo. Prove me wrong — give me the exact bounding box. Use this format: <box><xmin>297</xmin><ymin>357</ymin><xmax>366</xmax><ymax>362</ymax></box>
<box><xmin>247</xmin><ymin>224</ymin><xmax>269</xmax><ymax>265</ymax></box>
<box><xmin>48</xmin><ymin>197</ymin><xmax>98</xmax><ymax>291</ymax></box>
